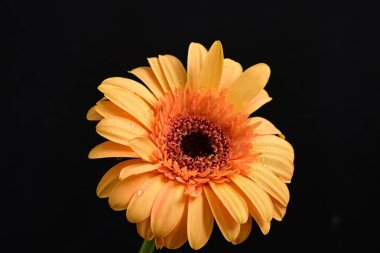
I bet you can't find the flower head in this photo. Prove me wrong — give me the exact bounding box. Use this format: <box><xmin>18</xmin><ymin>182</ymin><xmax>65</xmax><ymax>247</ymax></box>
<box><xmin>87</xmin><ymin>41</ymin><xmax>294</xmax><ymax>250</ymax></box>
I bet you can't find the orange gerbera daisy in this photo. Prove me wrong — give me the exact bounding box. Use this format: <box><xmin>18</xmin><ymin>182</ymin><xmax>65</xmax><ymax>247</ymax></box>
<box><xmin>87</xmin><ymin>41</ymin><xmax>294</xmax><ymax>250</ymax></box>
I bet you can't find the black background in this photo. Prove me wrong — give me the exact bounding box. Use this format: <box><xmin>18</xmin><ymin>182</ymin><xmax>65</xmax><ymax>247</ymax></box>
<box><xmin>3</xmin><ymin>0</ymin><xmax>379</xmax><ymax>252</ymax></box>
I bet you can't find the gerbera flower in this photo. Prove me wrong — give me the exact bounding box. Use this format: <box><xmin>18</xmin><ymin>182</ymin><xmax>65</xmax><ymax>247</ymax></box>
<box><xmin>87</xmin><ymin>41</ymin><xmax>294</xmax><ymax>250</ymax></box>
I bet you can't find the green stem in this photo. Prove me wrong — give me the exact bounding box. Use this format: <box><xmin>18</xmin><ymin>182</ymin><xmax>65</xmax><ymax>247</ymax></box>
<box><xmin>139</xmin><ymin>239</ymin><xmax>155</xmax><ymax>253</ymax></box>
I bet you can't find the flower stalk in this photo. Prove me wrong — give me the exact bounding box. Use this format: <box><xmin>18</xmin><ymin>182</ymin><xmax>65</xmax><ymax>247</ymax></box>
<box><xmin>139</xmin><ymin>239</ymin><xmax>155</xmax><ymax>253</ymax></box>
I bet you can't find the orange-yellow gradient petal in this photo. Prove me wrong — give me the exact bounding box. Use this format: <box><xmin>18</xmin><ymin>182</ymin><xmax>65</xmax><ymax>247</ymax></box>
<box><xmin>227</xmin><ymin>63</ymin><xmax>271</xmax><ymax>110</ymax></box>
<box><xmin>108</xmin><ymin>173</ymin><xmax>155</xmax><ymax>211</ymax></box>
<box><xmin>159</xmin><ymin>55</ymin><xmax>187</xmax><ymax>92</ymax></box>
<box><xmin>96</xmin><ymin>117</ymin><xmax>148</xmax><ymax>146</ymax></box>
<box><xmin>127</xmin><ymin>175</ymin><xmax>166</xmax><ymax>223</ymax></box>
<box><xmin>162</xmin><ymin>203</ymin><xmax>188</xmax><ymax>249</ymax></box>
<box><xmin>98</xmin><ymin>84</ymin><xmax>155</xmax><ymax>129</ymax></box>
<box><xmin>128</xmin><ymin>136</ymin><xmax>158</xmax><ymax>162</ymax></box>
<box><xmin>231</xmin><ymin>174</ymin><xmax>273</xmax><ymax>234</ymax></box>
<box><xmin>199</xmin><ymin>41</ymin><xmax>224</xmax><ymax>91</ymax></box>
<box><xmin>220</xmin><ymin>58</ymin><xmax>243</xmax><ymax>89</ymax></box>
<box><xmin>87</xmin><ymin>106</ymin><xmax>103</xmax><ymax>121</ymax></box>
<box><xmin>204</xmin><ymin>185</ymin><xmax>240</xmax><ymax>242</ymax></box>
<box><xmin>232</xmin><ymin>216</ymin><xmax>252</xmax><ymax>245</ymax></box>
<box><xmin>187</xmin><ymin>193</ymin><xmax>214</xmax><ymax>249</ymax></box>
<box><xmin>151</xmin><ymin>181</ymin><xmax>186</xmax><ymax>237</ymax></box>
<box><xmin>100</xmin><ymin>77</ymin><xmax>157</xmax><ymax>106</ymax></box>
<box><xmin>129</xmin><ymin>67</ymin><xmax>164</xmax><ymax>99</ymax></box>
<box><xmin>187</xmin><ymin>42</ymin><xmax>207</xmax><ymax>90</ymax></box>
<box><xmin>137</xmin><ymin>217</ymin><xmax>154</xmax><ymax>240</ymax></box>
<box><xmin>89</xmin><ymin>141</ymin><xmax>139</xmax><ymax>159</ymax></box>
<box><xmin>209</xmin><ymin>181</ymin><xmax>248</xmax><ymax>224</ymax></box>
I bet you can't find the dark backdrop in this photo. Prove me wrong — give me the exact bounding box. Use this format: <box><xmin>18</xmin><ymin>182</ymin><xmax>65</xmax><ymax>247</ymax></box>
<box><xmin>3</xmin><ymin>0</ymin><xmax>379</xmax><ymax>252</ymax></box>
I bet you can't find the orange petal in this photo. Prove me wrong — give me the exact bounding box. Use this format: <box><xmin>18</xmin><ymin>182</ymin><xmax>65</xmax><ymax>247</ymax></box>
<box><xmin>199</xmin><ymin>41</ymin><xmax>224</xmax><ymax>91</ymax></box>
<box><xmin>93</xmin><ymin>101</ymin><xmax>130</xmax><ymax>118</ymax></box>
<box><xmin>243</xmin><ymin>89</ymin><xmax>272</xmax><ymax>115</ymax></box>
<box><xmin>129</xmin><ymin>66</ymin><xmax>164</xmax><ymax>99</ymax></box>
<box><xmin>108</xmin><ymin>172</ymin><xmax>155</xmax><ymax>211</ymax></box>
<box><xmin>248</xmin><ymin>166</ymin><xmax>290</xmax><ymax>206</ymax></box>
<box><xmin>209</xmin><ymin>181</ymin><xmax>248</xmax><ymax>224</ymax></box>
<box><xmin>101</xmin><ymin>77</ymin><xmax>157</xmax><ymax>106</ymax></box>
<box><xmin>148</xmin><ymin>57</ymin><xmax>171</xmax><ymax>93</ymax></box>
<box><xmin>227</xmin><ymin>63</ymin><xmax>271</xmax><ymax>110</ymax></box>
<box><xmin>204</xmin><ymin>185</ymin><xmax>240</xmax><ymax>242</ymax></box>
<box><xmin>119</xmin><ymin>161</ymin><xmax>160</xmax><ymax>180</ymax></box>
<box><xmin>96</xmin><ymin>160</ymin><xmax>142</xmax><ymax>198</ymax></box>
<box><xmin>232</xmin><ymin>216</ymin><xmax>252</xmax><ymax>245</ymax></box>
<box><xmin>248</xmin><ymin>117</ymin><xmax>284</xmax><ymax>138</ymax></box>
<box><xmin>127</xmin><ymin>175</ymin><xmax>166</xmax><ymax>223</ymax></box>
<box><xmin>87</xmin><ymin>106</ymin><xmax>103</xmax><ymax>121</ymax></box>
<box><xmin>155</xmin><ymin>238</ymin><xmax>164</xmax><ymax>249</ymax></box>
<box><xmin>253</xmin><ymin>135</ymin><xmax>294</xmax><ymax>161</ymax></box>
<box><xmin>98</xmin><ymin>85</ymin><xmax>155</xmax><ymax>129</ymax></box>
<box><xmin>253</xmin><ymin>153</ymin><xmax>294</xmax><ymax>183</ymax></box>
<box><xmin>159</xmin><ymin>55</ymin><xmax>186</xmax><ymax>92</ymax></box>
<box><xmin>136</xmin><ymin>217</ymin><xmax>154</xmax><ymax>240</ymax></box>
<box><xmin>89</xmin><ymin>141</ymin><xmax>139</xmax><ymax>159</ymax></box>
<box><xmin>219</xmin><ymin>58</ymin><xmax>243</xmax><ymax>89</ymax></box>
<box><xmin>187</xmin><ymin>193</ymin><xmax>214</xmax><ymax>250</ymax></box>
<box><xmin>96</xmin><ymin>117</ymin><xmax>148</xmax><ymax>146</ymax></box>
<box><xmin>151</xmin><ymin>181</ymin><xmax>186</xmax><ymax>237</ymax></box>
<box><xmin>187</xmin><ymin>42</ymin><xmax>207</xmax><ymax>90</ymax></box>
<box><xmin>162</xmin><ymin>202</ymin><xmax>188</xmax><ymax>249</ymax></box>
<box><xmin>271</xmin><ymin>197</ymin><xmax>287</xmax><ymax>221</ymax></box>
<box><xmin>230</xmin><ymin>174</ymin><xmax>273</xmax><ymax>234</ymax></box>
<box><xmin>128</xmin><ymin>137</ymin><xmax>158</xmax><ymax>162</ymax></box>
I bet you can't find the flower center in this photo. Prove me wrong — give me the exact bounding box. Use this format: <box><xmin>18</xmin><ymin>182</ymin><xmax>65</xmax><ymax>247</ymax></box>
<box><xmin>166</xmin><ymin>115</ymin><xmax>231</xmax><ymax>172</ymax></box>
<box><xmin>181</xmin><ymin>132</ymin><xmax>213</xmax><ymax>157</ymax></box>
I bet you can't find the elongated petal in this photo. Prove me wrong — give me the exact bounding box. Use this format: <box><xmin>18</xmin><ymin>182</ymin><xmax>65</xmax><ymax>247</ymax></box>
<box><xmin>204</xmin><ymin>185</ymin><xmax>240</xmax><ymax>242</ymax></box>
<box><xmin>96</xmin><ymin>160</ymin><xmax>142</xmax><ymax>198</ymax></box>
<box><xmin>162</xmin><ymin>202</ymin><xmax>188</xmax><ymax>249</ymax></box>
<box><xmin>187</xmin><ymin>42</ymin><xmax>207</xmax><ymax>90</ymax></box>
<box><xmin>151</xmin><ymin>181</ymin><xmax>186</xmax><ymax>237</ymax></box>
<box><xmin>248</xmin><ymin>117</ymin><xmax>284</xmax><ymax>138</ymax></box>
<box><xmin>87</xmin><ymin>106</ymin><xmax>103</xmax><ymax>121</ymax></box>
<box><xmin>231</xmin><ymin>174</ymin><xmax>273</xmax><ymax>234</ymax></box>
<box><xmin>148</xmin><ymin>57</ymin><xmax>171</xmax><ymax>93</ymax></box>
<box><xmin>101</xmin><ymin>77</ymin><xmax>157</xmax><ymax>106</ymax></box>
<box><xmin>129</xmin><ymin>67</ymin><xmax>164</xmax><ymax>99</ymax></box>
<box><xmin>220</xmin><ymin>59</ymin><xmax>243</xmax><ymax>89</ymax></box>
<box><xmin>232</xmin><ymin>217</ymin><xmax>252</xmax><ymax>245</ymax></box>
<box><xmin>248</xmin><ymin>166</ymin><xmax>290</xmax><ymax>206</ymax></box>
<box><xmin>137</xmin><ymin>217</ymin><xmax>154</xmax><ymax>240</ymax></box>
<box><xmin>120</xmin><ymin>161</ymin><xmax>160</xmax><ymax>180</ymax></box>
<box><xmin>96</xmin><ymin>117</ymin><xmax>148</xmax><ymax>146</ymax></box>
<box><xmin>159</xmin><ymin>55</ymin><xmax>186</xmax><ymax>92</ymax></box>
<box><xmin>127</xmin><ymin>175</ymin><xmax>166</xmax><ymax>223</ymax></box>
<box><xmin>243</xmin><ymin>89</ymin><xmax>272</xmax><ymax>115</ymax></box>
<box><xmin>98</xmin><ymin>85</ymin><xmax>155</xmax><ymax>129</ymax></box>
<box><xmin>89</xmin><ymin>141</ymin><xmax>139</xmax><ymax>159</ymax></box>
<box><xmin>108</xmin><ymin>173</ymin><xmax>155</xmax><ymax>211</ymax></box>
<box><xmin>93</xmin><ymin>101</ymin><xmax>130</xmax><ymax>119</ymax></box>
<box><xmin>227</xmin><ymin>63</ymin><xmax>270</xmax><ymax>110</ymax></box>
<box><xmin>209</xmin><ymin>181</ymin><xmax>248</xmax><ymax>224</ymax></box>
<box><xmin>253</xmin><ymin>135</ymin><xmax>294</xmax><ymax>160</ymax></box>
<box><xmin>155</xmin><ymin>238</ymin><xmax>164</xmax><ymax>249</ymax></box>
<box><xmin>271</xmin><ymin>197</ymin><xmax>287</xmax><ymax>221</ymax></box>
<box><xmin>253</xmin><ymin>153</ymin><xmax>294</xmax><ymax>183</ymax></box>
<box><xmin>199</xmin><ymin>41</ymin><xmax>224</xmax><ymax>90</ymax></box>
<box><xmin>187</xmin><ymin>193</ymin><xmax>214</xmax><ymax>250</ymax></box>
<box><xmin>128</xmin><ymin>137</ymin><xmax>158</xmax><ymax>162</ymax></box>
